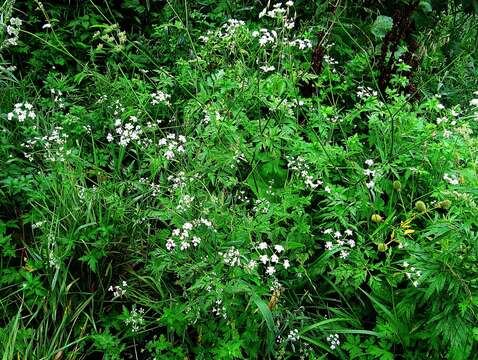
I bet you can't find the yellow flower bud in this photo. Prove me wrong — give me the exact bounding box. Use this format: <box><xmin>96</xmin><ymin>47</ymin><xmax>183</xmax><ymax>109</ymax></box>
<box><xmin>371</xmin><ymin>214</ymin><xmax>383</xmax><ymax>223</ymax></box>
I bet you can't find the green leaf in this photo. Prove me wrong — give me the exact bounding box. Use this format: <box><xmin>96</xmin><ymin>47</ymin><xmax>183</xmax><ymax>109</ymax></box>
<box><xmin>419</xmin><ymin>0</ymin><xmax>433</xmax><ymax>12</ymax></box>
<box><xmin>250</xmin><ymin>294</ymin><xmax>276</xmax><ymax>332</ymax></box>
<box><xmin>371</xmin><ymin>15</ymin><xmax>393</xmax><ymax>40</ymax></box>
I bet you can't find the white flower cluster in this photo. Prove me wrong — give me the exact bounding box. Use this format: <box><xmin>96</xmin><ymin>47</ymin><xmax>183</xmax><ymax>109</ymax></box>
<box><xmin>198</xmin><ymin>31</ymin><xmax>213</xmax><ymax>43</ymax></box>
<box><xmin>287</xmin><ymin>329</ymin><xmax>299</xmax><ymax>342</ymax></box>
<box><xmin>268</xmin><ymin>96</ymin><xmax>304</xmax><ymax>117</ymax></box>
<box><xmin>230</xmin><ymin>150</ymin><xmax>245</xmax><ymax>169</ymax></box>
<box><xmin>108</xmin><ymin>116</ymin><xmax>142</xmax><ymax>146</ymax></box>
<box><xmin>2</xmin><ymin>17</ymin><xmax>22</xmax><ymax>48</ymax></box>
<box><xmin>158</xmin><ymin>133</ymin><xmax>186</xmax><ymax>160</ymax></box>
<box><xmin>363</xmin><ymin>159</ymin><xmax>378</xmax><ymax>190</ymax></box>
<box><xmin>443</xmin><ymin>173</ymin><xmax>459</xmax><ymax>185</ymax></box>
<box><xmin>259</xmin><ymin>1</ymin><xmax>294</xmax><ymax>20</ymax></box>
<box><xmin>22</xmin><ymin>126</ymin><xmax>70</xmax><ymax>162</ymax></box>
<box><xmin>237</xmin><ymin>190</ymin><xmax>251</xmax><ymax>204</ymax></box>
<box><xmin>212</xmin><ymin>299</ymin><xmax>227</xmax><ymax>319</ymax></box>
<box><xmin>253</xmin><ymin>198</ymin><xmax>271</xmax><ymax>214</ymax></box>
<box><xmin>289</xmin><ymin>39</ymin><xmax>312</xmax><ymax>49</ymax></box>
<box><xmin>108</xmin><ymin>281</ymin><xmax>128</xmax><ymax>297</ymax></box>
<box><xmin>139</xmin><ymin>177</ymin><xmax>161</xmax><ymax>197</ymax></box>
<box><xmin>220</xmin><ymin>247</ymin><xmax>242</xmax><ymax>267</ymax></box>
<box><xmin>403</xmin><ymin>261</ymin><xmax>422</xmax><ymax>287</ymax></box>
<box><xmin>150</xmin><ymin>90</ymin><xmax>171</xmax><ymax>106</ymax></box>
<box><xmin>200</xmin><ymin>18</ymin><xmax>246</xmax><ymax>43</ymax></box>
<box><xmin>287</xmin><ymin>156</ymin><xmax>323</xmax><ymax>189</ymax></box>
<box><xmin>203</xmin><ymin>110</ymin><xmax>222</xmax><ymax>124</ymax></box>
<box><xmin>112</xmin><ymin>99</ymin><xmax>125</xmax><ymax>115</ymax></box>
<box><xmin>50</xmin><ymin>89</ymin><xmax>65</xmax><ymax>109</ymax></box>
<box><xmin>357</xmin><ymin>85</ymin><xmax>378</xmax><ymax>99</ymax></box>
<box><xmin>47</xmin><ymin>239</ymin><xmax>60</xmax><ymax>268</ymax></box>
<box><xmin>323</xmin><ymin>54</ymin><xmax>339</xmax><ymax>66</ymax></box>
<box><xmin>257</xmin><ymin>242</ymin><xmax>290</xmax><ymax>276</ymax></box>
<box><xmin>221</xmin><ymin>19</ymin><xmax>245</xmax><ymax>36</ymax></box>
<box><xmin>168</xmin><ymin>171</ymin><xmax>187</xmax><ymax>189</ymax></box>
<box><xmin>0</xmin><ymin>64</ymin><xmax>16</xmax><ymax>73</ymax></box>
<box><xmin>323</xmin><ymin>228</ymin><xmax>356</xmax><ymax>259</ymax></box>
<box><xmin>259</xmin><ymin>65</ymin><xmax>276</xmax><ymax>72</ymax></box>
<box><xmin>7</xmin><ymin>103</ymin><xmax>36</xmax><ymax>122</ymax></box>
<box><xmin>125</xmin><ymin>305</ymin><xmax>145</xmax><ymax>333</ymax></box>
<box><xmin>165</xmin><ymin>218</ymin><xmax>213</xmax><ymax>251</ymax></box>
<box><xmin>470</xmin><ymin>91</ymin><xmax>478</xmax><ymax>107</ymax></box>
<box><xmin>252</xmin><ymin>28</ymin><xmax>278</xmax><ymax>47</ymax></box>
<box><xmin>176</xmin><ymin>194</ymin><xmax>194</xmax><ymax>211</ymax></box>
<box><xmin>326</xmin><ymin>333</ymin><xmax>340</xmax><ymax>350</ymax></box>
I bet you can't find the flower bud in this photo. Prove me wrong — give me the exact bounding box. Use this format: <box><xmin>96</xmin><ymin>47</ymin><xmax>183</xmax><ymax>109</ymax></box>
<box><xmin>393</xmin><ymin>180</ymin><xmax>402</xmax><ymax>192</ymax></box>
<box><xmin>371</xmin><ymin>214</ymin><xmax>383</xmax><ymax>223</ymax></box>
<box><xmin>377</xmin><ymin>243</ymin><xmax>388</xmax><ymax>252</ymax></box>
<box><xmin>415</xmin><ymin>200</ymin><xmax>427</xmax><ymax>213</ymax></box>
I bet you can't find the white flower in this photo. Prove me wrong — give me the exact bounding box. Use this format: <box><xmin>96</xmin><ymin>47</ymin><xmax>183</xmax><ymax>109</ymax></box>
<box><xmin>364</xmin><ymin>169</ymin><xmax>375</xmax><ymax>177</ymax></box>
<box><xmin>192</xmin><ymin>236</ymin><xmax>201</xmax><ymax>246</ymax></box>
<box><xmin>258</xmin><ymin>242</ymin><xmax>268</xmax><ymax>250</ymax></box>
<box><xmin>107</xmin><ymin>133</ymin><xmax>114</xmax><ymax>142</ymax></box>
<box><xmin>274</xmin><ymin>244</ymin><xmax>284</xmax><ymax>253</ymax></box>
<box><xmin>259</xmin><ymin>254</ymin><xmax>269</xmax><ymax>264</ymax></box>
<box><xmin>42</xmin><ymin>23</ymin><xmax>52</xmax><ymax>29</ymax></box>
<box><xmin>324</xmin><ymin>186</ymin><xmax>331</xmax><ymax>193</ymax></box>
<box><xmin>259</xmin><ymin>65</ymin><xmax>275</xmax><ymax>73</ymax></box>
<box><xmin>286</xmin><ymin>0</ymin><xmax>294</xmax><ymax>6</ymax></box>
<box><xmin>437</xmin><ymin>103</ymin><xmax>445</xmax><ymax>110</ymax></box>
<box><xmin>443</xmin><ymin>173</ymin><xmax>459</xmax><ymax>185</ymax></box>
<box><xmin>166</xmin><ymin>238</ymin><xmax>176</xmax><ymax>250</ymax></box>
<box><xmin>10</xmin><ymin>17</ymin><xmax>22</xmax><ymax>26</ymax></box>
<box><xmin>271</xmin><ymin>254</ymin><xmax>279</xmax><ymax>263</ymax></box>
<box><xmin>266</xmin><ymin>266</ymin><xmax>276</xmax><ymax>275</ymax></box>
<box><xmin>345</xmin><ymin>229</ymin><xmax>353</xmax><ymax>236</ymax></box>
<box><xmin>325</xmin><ymin>241</ymin><xmax>333</xmax><ymax>250</ymax></box>
<box><xmin>246</xmin><ymin>259</ymin><xmax>257</xmax><ymax>270</ymax></box>
<box><xmin>283</xmin><ymin>259</ymin><xmax>290</xmax><ymax>269</ymax></box>
<box><xmin>165</xmin><ymin>150</ymin><xmax>175</xmax><ymax>160</ymax></box>
<box><xmin>327</xmin><ymin>334</ymin><xmax>340</xmax><ymax>350</ymax></box>
<box><xmin>180</xmin><ymin>241</ymin><xmax>190</xmax><ymax>250</ymax></box>
<box><xmin>334</xmin><ymin>231</ymin><xmax>342</xmax><ymax>238</ymax></box>
<box><xmin>348</xmin><ymin>239</ymin><xmax>355</xmax><ymax>247</ymax></box>
<box><xmin>365</xmin><ymin>159</ymin><xmax>374</xmax><ymax>167</ymax></box>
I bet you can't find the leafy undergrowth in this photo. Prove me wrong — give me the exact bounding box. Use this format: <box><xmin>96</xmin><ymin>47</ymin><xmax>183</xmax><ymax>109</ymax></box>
<box><xmin>1</xmin><ymin>0</ymin><xmax>478</xmax><ymax>359</ymax></box>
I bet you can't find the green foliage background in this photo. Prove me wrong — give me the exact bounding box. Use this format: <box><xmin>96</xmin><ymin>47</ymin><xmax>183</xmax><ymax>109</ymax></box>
<box><xmin>1</xmin><ymin>0</ymin><xmax>477</xmax><ymax>359</ymax></box>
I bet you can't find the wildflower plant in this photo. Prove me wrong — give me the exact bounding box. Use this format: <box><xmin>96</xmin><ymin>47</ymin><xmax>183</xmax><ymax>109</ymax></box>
<box><xmin>1</xmin><ymin>1</ymin><xmax>478</xmax><ymax>359</ymax></box>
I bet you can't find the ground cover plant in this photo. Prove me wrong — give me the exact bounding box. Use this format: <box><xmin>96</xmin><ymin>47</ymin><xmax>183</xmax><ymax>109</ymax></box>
<box><xmin>1</xmin><ymin>0</ymin><xmax>478</xmax><ymax>359</ymax></box>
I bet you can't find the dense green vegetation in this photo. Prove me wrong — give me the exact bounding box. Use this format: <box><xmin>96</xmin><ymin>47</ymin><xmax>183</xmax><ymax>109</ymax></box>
<box><xmin>1</xmin><ymin>0</ymin><xmax>478</xmax><ymax>358</ymax></box>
